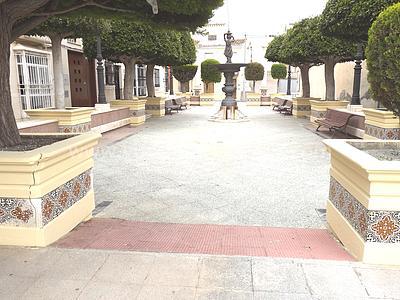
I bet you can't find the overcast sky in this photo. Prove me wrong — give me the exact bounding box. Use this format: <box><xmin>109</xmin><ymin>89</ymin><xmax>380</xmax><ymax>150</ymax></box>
<box><xmin>211</xmin><ymin>0</ymin><xmax>328</xmax><ymax>37</ymax></box>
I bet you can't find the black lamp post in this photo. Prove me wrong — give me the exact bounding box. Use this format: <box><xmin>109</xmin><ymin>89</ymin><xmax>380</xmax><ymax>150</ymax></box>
<box><xmin>96</xmin><ymin>35</ymin><xmax>107</xmax><ymax>104</ymax></box>
<box><xmin>287</xmin><ymin>65</ymin><xmax>292</xmax><ymax>96</ymax></box>
<box><xmin>351</xmin><ymin>44</ymin><xmax>363</xmax><ymax>105</ymax></box>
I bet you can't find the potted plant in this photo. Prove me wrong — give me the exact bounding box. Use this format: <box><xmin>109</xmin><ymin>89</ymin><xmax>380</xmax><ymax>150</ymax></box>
<box><xmin>245</xmin><ymin>62</ymin><xmax>264</xmax><ymax>106</ymax></box>
<box><xmin>200</xmin><ymin>59</ymin><xmax>222</xmax><ymax>105</ymax></box>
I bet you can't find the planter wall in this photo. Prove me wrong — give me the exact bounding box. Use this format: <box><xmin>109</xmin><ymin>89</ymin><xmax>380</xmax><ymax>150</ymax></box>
<box><xmin>25</xmin><ymin>107</ymin><xmax>94</xmax><ymax>133</ymax></box>
<box><xmin>145</xmin><ymin>97</ymin><xmax>166</xmax><ymax>117</ymax></box>
<box><xmin>293</xmin><ymin>97</ymin><xmax>320</xmax><ymax>118</ymax></box>
<box><xmin>200</xmin><ymin>93</ymin><xmax>219</xmax><ymax>106</ymax></box>
<box><xmin>310</xmin><ymin>100</ymin><xmax>349</xmax><ymax>124</ymax></box>
<box><xmin>190</xmin><ymin>96</ymin><xmax>200</xmax><ymax>106</ymax></box>
<box><xmin>324</xmin><ymin>139</ymin><xmax>400</xmax><ymax>265</ymax></box>
<box><xmin>0</xmin><ymin>133</ymin><xmax>101</xmax><ymax>247</ymax></box>
<box><xmin>111</xmin><ymin>99</ymin><xmax>147</xmax><ymax>127</ymax></box>
<box><xmin>246</xmin><ymin>93</ymin><xmax>261</xmax><ymax>106</ymax></box>
<box><xmin>363</xmin><ymin>109</ymin><xmax>400</xmax><ymax>140</ymax></box>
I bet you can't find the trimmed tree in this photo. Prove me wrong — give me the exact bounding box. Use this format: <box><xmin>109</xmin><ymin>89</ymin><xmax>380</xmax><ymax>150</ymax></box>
<box><xmin>270</xmin><ymin>64</ymin><xmax>287</xmax><ymax>93</ymax></box>
<box><xmin>279</xmin><ymin>20</ymin><xmax>323</xmax><ymax>98</ymax></box>
<box><xmin>245</xmin><ymin>62</ymin><xmax>264</xmax><ymax>92</ymax></box>
<box><xmin>366</xmin><ymin>3</ymin><xmax>400</xmax><ymax>116</ymax></box>
<box><xmin>0</xmin><ymin>0</ymin><xmax>223</xmax><ymax>147</ymax></box>
<box><xmin>173</xmin><ymin>65</ymin><xmax>198</xmax><ymax>93</ymax></box>
<box><xmin>201</xmin><ymin>59</ymin><xmax>222</xmax><ymax>93</ymax></box>
<box><xmin>29</xmin><ymin>17</ymin><xmax>103</xmax><ymax>108</ymax></box>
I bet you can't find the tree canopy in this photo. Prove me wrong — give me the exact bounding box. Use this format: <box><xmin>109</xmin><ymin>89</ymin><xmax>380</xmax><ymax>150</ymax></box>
<box><xmin>264</xmin><ymin>35</ymin><xmax>286</xmax><ymax>63</ymax></box>
<box><xmin>270</xmin><ymin>64</ymin><xmax>287</xmax><ymax>80</ymax></box>
<box><xmin>173</xmin><ymin>65</ymin><xmax>198</xmax><ymax>84</ymax></box>
<box><xmin>320</xmin><ymin>0</ymin><xmax>398</xmax><ymax>42</ymax></box>
<box><xmin>366</xmin><ymin>2</ymin><xmax>400</xmax><ymax>116</ymax></box>
<box><xmin>245</xmin><ymin>62</ymin><xmax>264</xmax><ymax>81</ymax></box>
<box><xmin>201</xmin><ymin>59</ymin><xmax>221</xmax><ymax>84</ymax></box>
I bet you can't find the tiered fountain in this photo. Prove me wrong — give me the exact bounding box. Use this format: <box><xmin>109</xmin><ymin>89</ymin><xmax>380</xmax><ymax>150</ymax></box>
<box><xmin>209</xmin><ymin>31</ymin><xmax>249</xmax><ymax>122</ymax></box>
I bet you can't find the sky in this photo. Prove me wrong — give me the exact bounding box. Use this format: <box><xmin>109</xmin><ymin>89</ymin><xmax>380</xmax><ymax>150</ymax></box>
<box><xmin>211</xmin><ymin>0</ymin><xmax>328</xmax><ymax>37</ymax></box>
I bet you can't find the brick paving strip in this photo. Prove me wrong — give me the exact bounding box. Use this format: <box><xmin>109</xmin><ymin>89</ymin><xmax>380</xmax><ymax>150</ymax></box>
<box><xmin>54</xmin><ymin>218</ymin><xmax>354</xmax><ymax>261</ymax></box>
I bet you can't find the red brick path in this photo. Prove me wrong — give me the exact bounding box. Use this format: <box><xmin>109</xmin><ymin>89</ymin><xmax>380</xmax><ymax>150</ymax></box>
<box><xmin>54</xmin><ymin>219</ymin><xmax>354</xmax><ymax>261</ymax></box>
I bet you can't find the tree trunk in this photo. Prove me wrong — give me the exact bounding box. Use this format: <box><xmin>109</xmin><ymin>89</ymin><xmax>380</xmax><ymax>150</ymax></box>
<box><xmin>146</xmin><ymin>64</ymin><xmax>155</xmax><ymax>97</ymax></box>
<box><xmin>324</xmin><ymin>58</ymin><xmax>336</xmax><ymax>101</ymax></box>
<box><xmin>122</xmin><ymin>57</ymin><xmax>136</xmax><ymax>99</ymax></box>
<box><xmin>253</xmin><ymin>80</ymin><xmax>256</xmax><ymax>93</ymax></box>
<box><xmin>49</xmin><ymin>34</ymin><xmax>65</xmax><ymax>109</ymax></box>
<box><xmin>300</xmin><ymin>64</ymin><xmax>311</xmax><ymax>98</ymax></box>
<box><xmin>0</xmin><ymin>7</ymin><xmax>21</xmax><ymax>147</ymax></box>
<box><xmin>277</xmin><ymin>79</ymin><xmax>280</xmax><ymax>93</ymax></box>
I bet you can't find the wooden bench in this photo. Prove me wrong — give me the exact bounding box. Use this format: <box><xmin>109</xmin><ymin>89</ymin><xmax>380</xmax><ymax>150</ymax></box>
<box><xmin>165</xmin><ymin>99</ymin><xmax>181</xmax><ymax>115</ymax></box>
<box><xmin>278</xmin><ymin>100</ymin><xmax>293</xmax><ymax>115</ymax></box>
<box><xmin>316</xmin><ymin>109</ymin><xmax>356</xmax><ymax>135</ymax></box>
<box><xmin>272</xmin><ymin>98</ymin><xmax>287</xmax><ymax>111</ymax></box>
<box><xmin>173</xmin><ymin>97</ymin><xmax>188</xmax><ymax>110</ymax></box>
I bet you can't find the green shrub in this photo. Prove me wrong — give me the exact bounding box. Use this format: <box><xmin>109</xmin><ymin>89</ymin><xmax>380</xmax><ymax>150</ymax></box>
<box><xmin>271</xmin><ymin>64</ymin><xmax>287</xmax><ymax>80</ymax></box>
<box><xmin>173</xmin><ymin>65</ymin><xmax>198</xmax><ymax>83</ymax></box>
<box><xmin>201</xmin><ymin>59</ymin><xmax>222</xmax><ymax>83</ymax></box>
<box><xmin>366</xmin><ymin>3</ymin><xmax>400</xmax><ymax>116</ymax></box>
<box><xmin>245</xmin><ymin>62</ymin><xmax>265</xmax><ymax>81</ymax></box>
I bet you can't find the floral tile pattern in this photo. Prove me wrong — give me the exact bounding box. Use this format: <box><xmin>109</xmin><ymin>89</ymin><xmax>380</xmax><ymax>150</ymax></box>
<box><xmin>0</xmin><ymin>169</ymin><xmax>92</xmax><ymax>228</ymax></box>
<box><xmin>365</xmin><ymin>124</ymin><xmax>400</xmax><ymax>140</ymax></box>
<box><xmin>59</xmin><ymin>122</ymin><xmax>91</xmax><ymax>133</ymax></box>
<box><xmin>330</xmin><ymin>177</ymin><xmax>400</xmax><ymax>243</ymax></box>
<box><xmin>0</xmin><ymin>198</ymin><xmax>36</xmax><ymax>226</ymax></box>
<box><xmin>294</xmin><ymin>105</ymin><xmax>311</xmax><ymax>112</ymax></box>
<box><xmin>41</xmin><ymin>169</ymin><xmax>92</xmax><ymax>226</ymax></box>
<box><xmin>311</xmin><ymin>110</ymin><xmax>326</xmax><ymax>119</ymax></box>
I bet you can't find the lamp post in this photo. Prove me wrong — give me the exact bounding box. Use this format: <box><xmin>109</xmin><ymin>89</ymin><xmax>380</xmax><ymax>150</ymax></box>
<box><xmin>351</xmin><ymin>43</ymin><xmax>363</xmax><ymax>105</ymax></box>
<box><xmin>287</xmin><ymin>65</ymin><xmax>292</xmax><ymax>96</ymax></box>
<box><xmin>96</xmin><ymin>35</ymin><xmax>107</xmax><ymax>104</ymax></box>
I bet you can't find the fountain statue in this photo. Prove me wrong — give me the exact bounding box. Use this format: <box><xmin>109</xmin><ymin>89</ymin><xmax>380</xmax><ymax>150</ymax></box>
<box><xmin>209</xmin><ymin>31</ymin><xmax>248</xmax><ymax>122</ymax></box>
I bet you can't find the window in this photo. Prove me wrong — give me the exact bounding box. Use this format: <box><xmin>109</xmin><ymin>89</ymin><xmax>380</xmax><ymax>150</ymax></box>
<box><xmin>208</xmin><ymin>35</ymin><xmax>217</xmax><ymax>41</ymax></box>
<box><xmin>15</xmin><ymin>51</ymin><xmax>52</xmax><ymax>110</ymax></box>
<box><xmin>154</xmin><ymin>68</ymin><xmax>160</xmax><ymax>87</ymax></box>
<box><xmin>164</xmin><ymin>68</ymin><xmax>170</xmax><ymax>93</ymax></box>
<box><xmin>134</xmin><ymin>64</ymin><xmax>147</xmax><ymax>97</ymax></box>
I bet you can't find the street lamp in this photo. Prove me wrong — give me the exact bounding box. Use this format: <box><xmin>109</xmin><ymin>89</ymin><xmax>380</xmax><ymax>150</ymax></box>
<box><xmin>351</xmin><ymin>44</ymin><xmax>363</xmax><ymax>105</ymax></box>
<box><xmin>96</xmin><ymin>35</ymin><xmax>107</xmax><ymax>104</ymax></box>
<box><xmin>287</xmin><ymin>65</ymin><xmax>291</xmax><ymax>96</ymax></box>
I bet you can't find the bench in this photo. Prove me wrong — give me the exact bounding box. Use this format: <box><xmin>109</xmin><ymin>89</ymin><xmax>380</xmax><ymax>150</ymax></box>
<box><xmin>165</xmin><ymin>99</ymin><xmax>181</xmax><ymax>115</ymax></box>
<box><xmin>272</xmin><ymin>98</ymin><xmax>287</xmax><ymax>111</ymax></box>
<box><xmin>316</xmin><ymin>109</ymin><xmax>356</xmax><ymax>135</ymax></box>
<box><xmin>173</xmin><ymin>97</ymin><xmax>188</xmax><ymax>110</ymax></box>
<box><xmin>278</xmin><ymin>100</ymin><xmax>293</xmax><ymax>115</ymax></box>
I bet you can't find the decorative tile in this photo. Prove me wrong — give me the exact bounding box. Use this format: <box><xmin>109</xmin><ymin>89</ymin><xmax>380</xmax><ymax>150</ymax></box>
<box><xmin>0</xmin><ymin>169</ymin><xmax>92</xmax><ymax>228</ymax></box>
<box><xmin>0</xmin><ymin>198</ymin><xmax>36</xmax><ymax>227</ymax></box>
<box><xmin>311</xmin><ymin>110</ymin><xmax>326</xmax><ymax>119</ymax></box>
<box><xmin>294</xmin><ymin>105</ymin><xmax>311</xmax><ymax>112</ymax></box>
<box><xmin>59</xmin><ymin>122</ymin><xmax>91</xmax><ymax>133</ymax></box>
<box><xmin>41</xmin><ymin>169</ymin><xmax>92</xmax><ymax>226</ymax></box>
<box><xmin>329</xmin><ymin>177</ymin><xmax>400</xmax><ymax>243</ymax></box>
<box><xmin>146</xmin><ymin>104</ymin><xmax>165</xmax><ymax>110</ymax></box>
<box><xmin>365</xmin><ymin>124</ymin><xmax>400</xmax><ymax>140</ymax></box>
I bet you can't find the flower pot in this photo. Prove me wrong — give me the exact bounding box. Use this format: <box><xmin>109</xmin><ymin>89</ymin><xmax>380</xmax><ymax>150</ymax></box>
<box><xmin>0</xmin><ymin>133</ymin><xmax>101</xmax><ymax>247</ymax></box>
<box><xmin>324</xmin><ymin>139</ymin><xmax>400</xmax><ymax>264</ymax></box>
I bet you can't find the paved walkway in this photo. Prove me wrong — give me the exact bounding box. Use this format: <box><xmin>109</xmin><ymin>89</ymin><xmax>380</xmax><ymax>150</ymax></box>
<box><xmin>94</xmin><ymin>105</ymin><xmax>330</xmax><ymax>228</ymax></box>
<box><xmin>1</xmin><ymin>247</ymin><xmax>399</xmax><ymax>300</ymax></box>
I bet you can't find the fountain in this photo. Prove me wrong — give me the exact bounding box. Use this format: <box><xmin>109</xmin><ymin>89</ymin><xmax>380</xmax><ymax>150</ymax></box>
<box><xmin>209</xmin><ymin>31</ymin><xmax>249</xmax><ymax>122</ymax></box>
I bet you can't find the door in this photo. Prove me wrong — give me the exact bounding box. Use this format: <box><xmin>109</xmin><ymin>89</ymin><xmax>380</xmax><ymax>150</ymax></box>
<box><xmin>114</xmin><ymin>65</ymin><xmax>121</xmax><ymax>99</ymax></box>
<box><xmin>68</xmin><ymin>51</ymin><xmax>96</xmax><ymax>107</ymax></box>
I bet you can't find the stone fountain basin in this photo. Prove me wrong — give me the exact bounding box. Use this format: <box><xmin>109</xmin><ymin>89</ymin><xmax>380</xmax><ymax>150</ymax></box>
<box><xmin>216</xmin><ymin>63</ymin><xmax>248</xmax><ymax>72</ymax></box>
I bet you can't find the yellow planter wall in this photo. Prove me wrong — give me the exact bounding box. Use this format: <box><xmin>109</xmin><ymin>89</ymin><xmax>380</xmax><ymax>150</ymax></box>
<box><xmin>145</xmin><ymin>97</ymin><xmax>166</xmax><ymax>117</ymax></box>
<box><xmin>111</xmin><ymin>99</ymin><xmax>147</xmax><ymax>126</ymax></box>
<box><xmin>246</xmin><ymin>93</ymin><xmax>261</xmax><ymax>106</ymax></box>
<box><xmin>324</xmin><ymin>139</ymin><xmax>400</xmax><ymax>265</ymax></box>
<box><xmin>363</xmin><ymin>109</ymin><xmax>400</xmax><ymax>140</ymax></box>
<box><xmin>293</xmin><ymin>97</ymin><xmax>320</xmax><ymax>118</ymax></box>
<box><xmin>0</xmin><ymin>133</ymin><xmax>101</xmax><ymax>247</ymax></box>
<box><xmin>25</xmin><ymin>107</ymin><xmax>94</xmax><ymax>133</ymax></box>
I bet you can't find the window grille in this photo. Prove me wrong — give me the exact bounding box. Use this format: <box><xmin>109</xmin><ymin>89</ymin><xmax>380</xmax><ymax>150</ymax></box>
<box><xmin>15</xmin><ymin>51</ymin><xmax>52</xmax><ymax>110</ymax></box>
<box><xmin>154</xmin><ymin>68</ymin><xmax>160</xmax><ymax>87</ymax></box>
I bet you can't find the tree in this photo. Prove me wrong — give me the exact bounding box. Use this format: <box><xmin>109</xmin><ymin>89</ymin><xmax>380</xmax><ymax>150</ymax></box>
<box><xmin>366</xmin><ymin>3</ymin><xmax>400</xmax><ymax>116</ymax></box>
<box><xmin>270</xmin><ymin>64</ymin><xmax>287</xmax><ymax>93</ymax></box>
<box><xmin>173</xmin><ymin>65</ymin><xmax>198</xmax><ymax>93</ymax></box>
<box><xmin>201</xmin><ymin>59</ymin><xmax>221</xmax><ymax>92</ymax></box>
<box><xmin>0</xmin><ymin>0</ymin><xmax>223</xmax><ymax>147</ymax></box>
<box><xmin>29</xmin><ymin>17</ymin><xmax>103</xmax><ymax>108</ymax></box>
<box><xmin>245</xmin><ymin>62</ymin><xmax>264</xmax><ymax>92</ymax></box>
<box><xmin>279</xmin><ymin>20</ymin><xmax>323</xmax><ymax>98</ymax></box>
<box><xmin>264</xmin><ymin>34</ymin><xmax>286</xmax><ymax>63</ymax></box>
<box><xmin>320</xmin><ymin>0</ymin><xmax>398</xmax><ymax>42</ymax></box>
